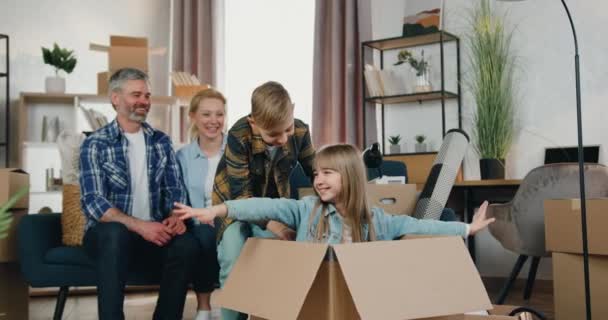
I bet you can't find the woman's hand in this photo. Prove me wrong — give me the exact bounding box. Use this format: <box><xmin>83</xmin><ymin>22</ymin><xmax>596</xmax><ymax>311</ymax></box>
<box><xmin>469</xmin><ymin>201</ymin><xmax>495</xmax><ymax>235</ymax></box>
<box><xmin>173</xmin><ymin>202</ymin><xmax>218</xmax><ymax>226</ymax></box>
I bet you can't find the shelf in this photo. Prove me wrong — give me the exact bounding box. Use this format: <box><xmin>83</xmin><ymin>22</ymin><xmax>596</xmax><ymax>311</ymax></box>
<box><xmin>23</xmin><ymin>141</ymin><xmax>58</xmax><ymax>148</ymax></box>
<box><xmin>365</xmin><ymin>90</ymin><xmax>458</xmax><ymax>104</ymax></box>
<box><xmin>386</xmin><ymin>151</ymin><xmax>438</xmax><ymax>156</ymax></box>
<box><xmin>362</xmin><ymin>31</ymin><xmax>458</xmax><ymax>51</ymax></box>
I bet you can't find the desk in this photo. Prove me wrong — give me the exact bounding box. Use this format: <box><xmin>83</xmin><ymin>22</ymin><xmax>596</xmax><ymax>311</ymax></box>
<box><xmin>450</xmin><ymin>179</ymin><xmax>521</xmax><ymax>263</ymax></box>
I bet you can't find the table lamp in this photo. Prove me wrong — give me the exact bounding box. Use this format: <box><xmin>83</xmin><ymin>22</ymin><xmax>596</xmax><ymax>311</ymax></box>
<box><xmin>497</xmin><ymin>1</ymin><xmax>591</xmax><ymax>318</ymax></box>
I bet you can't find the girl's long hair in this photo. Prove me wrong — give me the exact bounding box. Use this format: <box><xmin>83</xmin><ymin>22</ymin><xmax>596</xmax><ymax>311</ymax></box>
<box><xmin>310</xmin><ymin>144</ymin><xmax>376</xmax><ymax>242</ymax></box>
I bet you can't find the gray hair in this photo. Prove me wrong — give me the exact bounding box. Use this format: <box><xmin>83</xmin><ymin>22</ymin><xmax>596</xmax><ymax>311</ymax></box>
<box><xmin>108</xmin><ymin>68</ymin><xmax>150</xmax><ymax>96</ymax></box>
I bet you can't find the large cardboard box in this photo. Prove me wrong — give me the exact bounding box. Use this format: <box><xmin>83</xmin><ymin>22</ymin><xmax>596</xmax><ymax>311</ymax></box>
<box><xmin>545</xmin><ymin>198</ymin><xmax>608</xmax><ymax>319</ymax></box>
<box><xmin>217</xmin><ymin>237</ymin><xmax>496</xmax><ymax>320</ymax></box>
<box><xmin>0</xmin><ymin>168</ymin><xmax>29</xmax><ymax>209</ymax></box>
<box><xmin>0</xmin><ymin>263</ymin><xmax>29</xmax><ymax>319</ymax></box>
<box><xmin>0</xmin><ymin>209</ymin><xmax>28</xmax><ymax>263</ymax></box>
<box><xmin>299</xmin><ymin>183</ymin><xmax>418</xmax><ymax>215</ymax></box>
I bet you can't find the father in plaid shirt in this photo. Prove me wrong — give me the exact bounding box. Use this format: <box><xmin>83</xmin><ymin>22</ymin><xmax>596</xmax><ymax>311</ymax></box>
<box><xmin>79</xmin><ymin>68</ymin><xmax>199</xmax><ymax>320</ymax></box>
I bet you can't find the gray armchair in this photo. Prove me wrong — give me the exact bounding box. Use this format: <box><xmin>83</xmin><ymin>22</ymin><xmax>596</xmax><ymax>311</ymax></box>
<box><xmin>487</xmin><ymin>162</ymin><xmax>608</xmax><ymax>304</ymax></box>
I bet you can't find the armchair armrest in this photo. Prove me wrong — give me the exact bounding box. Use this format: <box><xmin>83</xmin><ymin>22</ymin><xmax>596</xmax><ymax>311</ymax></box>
<box><xmin>18</xmin><ymin>213</ymin><xmax>63</xmax><ymax>281</ymax></box>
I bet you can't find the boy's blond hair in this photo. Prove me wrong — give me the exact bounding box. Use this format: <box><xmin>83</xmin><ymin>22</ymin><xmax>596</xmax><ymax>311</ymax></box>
<box><xmin>250</xmin><ymin>81</ymin><xmax>293</xmax><ymax>130</ymax></box>
<box><xmin>188</xmin><ymin>87</ymin><xmax>227</xmax><ymax>140</ymax></box>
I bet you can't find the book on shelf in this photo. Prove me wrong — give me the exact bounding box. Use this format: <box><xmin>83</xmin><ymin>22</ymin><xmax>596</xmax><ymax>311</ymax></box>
<box><xmin>364</xmin><ymin>64</ymin><xmax>406</xmax><ymax>98</ymax></box>
<box><xmin>79</xmin><ymin>104</ymin><xmax>109</xmax><ymax>131</ymax></box>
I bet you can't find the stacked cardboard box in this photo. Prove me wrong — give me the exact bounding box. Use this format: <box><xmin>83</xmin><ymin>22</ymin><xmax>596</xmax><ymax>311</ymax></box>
<box><xmin>0</xmin><ymin>169</ymin><xmax>30</xmax><ymax>319</ymax></box>
<box><xmin>218</xmin><ymin>237</ymin><xmax>518</xmax><ymax>319</ymax></box>
<box><xmin>545</xmin><ymin>198</ymin><xmax>608</xmax><ymax>319</ymax></box>
<box><xmin>90</xmin><ymin>35</ymin><xmax>164</xmax><ymax>95</ymax></box>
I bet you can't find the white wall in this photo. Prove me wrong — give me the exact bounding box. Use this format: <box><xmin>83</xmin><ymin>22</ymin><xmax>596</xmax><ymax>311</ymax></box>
<box><xmin>0</xmin><ymin>0</ymin><xmax>171</xmax><ymax>165</ymax></box>
<box><xmin>224</xmin><ymin>0</ymin><xmax>314</xmax><ymax>128</ymax></box>
<box><xmin>371</xmin><ymin>0</ymin><xmax>608</xmax><ymax>279</ymax></box>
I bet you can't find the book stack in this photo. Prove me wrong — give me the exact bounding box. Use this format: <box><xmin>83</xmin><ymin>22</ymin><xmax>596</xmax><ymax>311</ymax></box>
<box><xmin>364</xmin><ymin>64</ymin><xmax>405</xmax><ymax>98</ymax></box>
<box><xmin>79</xmin><ymin>105</ymin><xmax>109</xmax><ymax>131</ymax></box>
<box><xmin>171</xmin><ymin>72</ymin><xmax>210</xmax><ymax>98</ymax></box>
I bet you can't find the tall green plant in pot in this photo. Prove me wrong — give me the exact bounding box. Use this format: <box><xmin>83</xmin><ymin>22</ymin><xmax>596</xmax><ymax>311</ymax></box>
<box><xmin>467</xmin><ymin>0</ymin><xmax>516</xmax><ymax>179</ymax></box>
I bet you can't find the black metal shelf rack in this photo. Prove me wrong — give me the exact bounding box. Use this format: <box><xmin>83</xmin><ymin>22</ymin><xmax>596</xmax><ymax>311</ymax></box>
<box><xmin>0</xmin><ymin>34</ymin><xmax>8</xmax><ymax>167</ymax></box>
<box><xmin>362</xmin><ymin>31</ymin><xmax>462</xmax><ymax>155</ymax></box>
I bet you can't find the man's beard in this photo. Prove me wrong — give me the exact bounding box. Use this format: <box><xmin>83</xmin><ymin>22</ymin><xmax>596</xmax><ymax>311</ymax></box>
<box><xmin>128</xmin><ymin>104</ymin><xmax>148</xmax><ymax>122</ymax></box>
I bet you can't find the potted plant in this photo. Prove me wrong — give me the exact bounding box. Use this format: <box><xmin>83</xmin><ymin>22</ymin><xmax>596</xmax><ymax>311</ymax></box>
<box><xmin>41</xmin><ymin>43</ymin><xmax>77</xmax><ymax>93</ymax></box>
<box><xmin>394</xmin><ymin>49</ymin><xmax>431</xmax><ymax>92</ymax></box>
<box><xmin>466</xmin><ymin>0</ymin><xmax>516</xmax><ymax>179</ymax></box>
<box><xmin>388</xmin><ymin>135</ymin><xmax>402</xmax><ymax>154</ymax></box>
<box><xmin>415</xmin><ymin>134</ymin><xmax>427</xmax><ymax>152</ymax></box>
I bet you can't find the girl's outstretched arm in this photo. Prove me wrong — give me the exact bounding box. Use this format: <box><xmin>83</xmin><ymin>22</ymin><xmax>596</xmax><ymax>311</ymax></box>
<box><xmin>173</xmin><ymin>202</ymin><xmax>227</xmax><ymax>226</ymax></box>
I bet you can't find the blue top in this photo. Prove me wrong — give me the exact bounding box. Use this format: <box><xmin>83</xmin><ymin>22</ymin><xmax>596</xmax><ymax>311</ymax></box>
<box><xmin>176</xmin><ymin>135</ymin><xmax>227</xmax><ymax>208</ymax></box>
<box><xmin>225</xmin><ymin>196</ymin><xmax>468</xmax><ymax>243</ymax></box>
<box><xmin>79</xmin><ymin>120</ymin><xmax>187</xmax><ymax>231</ymax></box>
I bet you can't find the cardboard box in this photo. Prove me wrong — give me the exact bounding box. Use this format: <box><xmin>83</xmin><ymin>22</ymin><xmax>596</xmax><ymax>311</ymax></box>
<box><xmin>545</xmin><ymin>198</ymin><xmax>608</xmax><ymax>255</ymax></box>
<box><xmin>552</xmin><ymin>252</ymin><xmax>608</xmax><ymax>320</ymax></box>
<box><xmin>90</xmin><ymin>35</ymin><xmax>150</xmax><ymax>72</ymax></box>
<box><xmin>0</xmin><ymin>263</ymin><xmax>29</xmax><ymax>319</ymax></box>
<box><xmin>545</xmin><ymin>198</ymin><xmax>608</xmax><ymax>319</ymax></box>
<box><xmin>217</xmin><ymin>237</ymin><xmax>493</xmax><ymax>319</ymax></box>
<box><xmin>97</xmin><ymin>71</ymin><xmax>110</xmax><ymax>95</ymax></box>
<box><xmin>0</xmin><ymin>168</ymin><xmax>29</xmax><ymax>209</ymax></box>
<box><xmin>0</xmin><ymin>209</ymin><xmax>27</xmax><ymax>263</ymax></box>
<box><xmin>299</xmin><ymin>183</ymin><xmax>418</xmax><ymax>215</ymax></box>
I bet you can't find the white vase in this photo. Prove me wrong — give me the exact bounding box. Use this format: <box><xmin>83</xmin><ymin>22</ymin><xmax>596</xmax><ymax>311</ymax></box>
<box><xmin>415</xmin><ymin>142</ymin><xmax>427</xmax><ymax>153</ymax></box>
<box><xmin>389</xmin><ymin>144</ymin><xmax>401</xmax><ymax>154</ymax></box>
<box><xmin>414</xmin><ymin>69</ymin><xmax>432</xmax><ymax>93</ymax></box>
<box><xmin>45</xmin><ymin>76</ymin><xmax>66</xmax><ymax>93</ymax></box>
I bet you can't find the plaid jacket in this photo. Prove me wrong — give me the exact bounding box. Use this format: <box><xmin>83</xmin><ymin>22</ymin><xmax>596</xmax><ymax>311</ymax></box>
<box><xmin>212</xmin><ymin>116</ymin><xmax>315</xmax><ymax>238</ymax></box>
<box><xmin>79</xmin><ymin>120</ymin><xmax>187</xmax><ymax>231</ymax></box>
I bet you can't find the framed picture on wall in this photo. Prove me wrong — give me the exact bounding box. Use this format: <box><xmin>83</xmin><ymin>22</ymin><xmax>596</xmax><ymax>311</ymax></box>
<box><xmin>402</xmin><ymin>0</ymin><xmax>445</xmax><ymax>37</ymax></box>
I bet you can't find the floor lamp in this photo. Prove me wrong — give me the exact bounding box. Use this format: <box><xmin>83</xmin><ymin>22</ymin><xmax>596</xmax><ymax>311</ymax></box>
<box><xmin>496</xmin><ymin>1</ymin><xmax>591</xmax><ymax>319</ymax></box>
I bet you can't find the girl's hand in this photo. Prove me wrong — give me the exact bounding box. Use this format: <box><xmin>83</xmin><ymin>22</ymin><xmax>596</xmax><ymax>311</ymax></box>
<box><xmin>173</xmin><ymin>202</ymin><xmax>217</xmax><ymax>226</ymax></box>
<box><xmin>469</xmin><ymin>201</ymin><xmax>495</xmax><ymax>235</ymax></box>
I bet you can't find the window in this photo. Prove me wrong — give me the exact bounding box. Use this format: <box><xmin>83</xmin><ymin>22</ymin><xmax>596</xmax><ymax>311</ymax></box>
<box><xmin>224</xmin><ymin>0</ymin><xmax>315</xmax><ymax>128</ymax></box>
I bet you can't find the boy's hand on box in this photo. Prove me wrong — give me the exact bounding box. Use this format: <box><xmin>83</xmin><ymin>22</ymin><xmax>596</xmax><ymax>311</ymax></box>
<box><xmin>267</xmin><ymin>220</ymin><xmax>296</xmax><ymax>240</ymax></box>
<box><xmin>469</xmin><ymin>201</ymin><xmax>495</xmax><ymax>235</ymax></box>
<box><xmin>174</xmin><ymin>202</ymin><xmax>217</xmax><ymax>227</ymax></box>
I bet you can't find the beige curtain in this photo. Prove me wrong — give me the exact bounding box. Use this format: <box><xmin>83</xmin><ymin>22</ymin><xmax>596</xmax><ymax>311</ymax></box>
<box><xmin>172</xmin><ymin>0</ymin><xmax>217</xmax><ymax>86</ymax></box>
<box><xmin>312</xmin><ymin>0</ymin><xmax>374</xmax><ymax>149</ymax></box>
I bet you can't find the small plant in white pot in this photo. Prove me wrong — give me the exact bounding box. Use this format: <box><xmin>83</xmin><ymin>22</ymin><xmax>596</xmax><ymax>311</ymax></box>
<box><xmin>388</xmin><ymin>135</ymin><xmax>402</xmax><ymax>154</ymax></box>
<box><xmin>394</xmin><ymin>49</ymin><xmax>431</xmax><ymax>92</ymax></box>
<box><xmin>415</xmin><ymin>134</ymin><xmax>427</xmax><ymax>152</ymax></box>
<box><xmin>41</xmin><ymin>43</ymin><xmax>77</xmax><ymax>93</ymax></box>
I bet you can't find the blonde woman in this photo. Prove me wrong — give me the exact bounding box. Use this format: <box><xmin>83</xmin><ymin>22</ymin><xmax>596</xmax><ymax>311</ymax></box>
<box><xmin>176</xmin><ymin>88</ymin><xmax>227</xmax><ymax>320</ymax></box>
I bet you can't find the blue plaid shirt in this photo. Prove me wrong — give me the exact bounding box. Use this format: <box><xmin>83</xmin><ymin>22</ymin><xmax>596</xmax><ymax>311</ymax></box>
<box><xmin>79</xmin><ymin>120</ymin><xmax>187</xmax><ymax>231</ymax></box>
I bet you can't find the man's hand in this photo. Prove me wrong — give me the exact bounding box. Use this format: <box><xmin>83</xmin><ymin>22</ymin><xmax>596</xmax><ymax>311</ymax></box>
<box><xmin>266</xmin><ymin>220</ymin><xmax>296</xmax><ymax>241</ymax></box>
<box><xmin>135</xmin><ymin>221</ymin><xmax>173</xmax><ymax>246</ymax></box>
<box><xmin>163</xmin><ymin>214</ymin><xmax>187</xmax><ymax>236</ymax></box>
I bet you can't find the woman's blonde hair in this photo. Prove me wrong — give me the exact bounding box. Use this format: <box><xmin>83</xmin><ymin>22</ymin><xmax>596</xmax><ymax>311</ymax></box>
<box><xmin>310</xmin><ymin>144</ymin><xmax>376</xmax><ymax>242</ymax></box>
<box><xmin>188</xmin><ymin>87</ymin><xmax>227</xmax><ymax>140</ymax></box>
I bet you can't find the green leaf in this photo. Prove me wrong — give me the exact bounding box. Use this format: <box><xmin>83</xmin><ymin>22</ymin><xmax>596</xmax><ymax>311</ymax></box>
<box><xmin>41</xmin><ymin>43</ymin><xmax>78</xmax><ymax>75</ymax></box>
<box><xmin>0</xmin><ymin>186</ymin><xmax>29</xmax><ymax>239</ymax></box>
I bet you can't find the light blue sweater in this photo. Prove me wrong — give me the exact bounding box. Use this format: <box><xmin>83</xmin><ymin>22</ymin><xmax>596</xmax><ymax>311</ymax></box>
<box><xmin>225</xmin><ymin>196</ymin><xmax>467</xmax><ymax>243</ymax></box>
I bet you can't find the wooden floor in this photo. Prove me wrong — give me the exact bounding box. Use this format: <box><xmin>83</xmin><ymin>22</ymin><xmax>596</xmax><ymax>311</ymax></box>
<box><xmin>28</xmin><ymin>278</ymin><xmax>554</xmax><ymax>319</ymax></box>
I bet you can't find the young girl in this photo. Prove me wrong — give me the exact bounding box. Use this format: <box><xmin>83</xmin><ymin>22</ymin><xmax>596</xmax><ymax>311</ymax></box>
<box><xmin>176</xmin><ymin>88</ymin><xmax>227</xmax><ymax>320</ymax></box>
<box><xmin>175</xmin><ymin>143</ymin><xmax>494</xmax><ymax>245</ymax></box>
